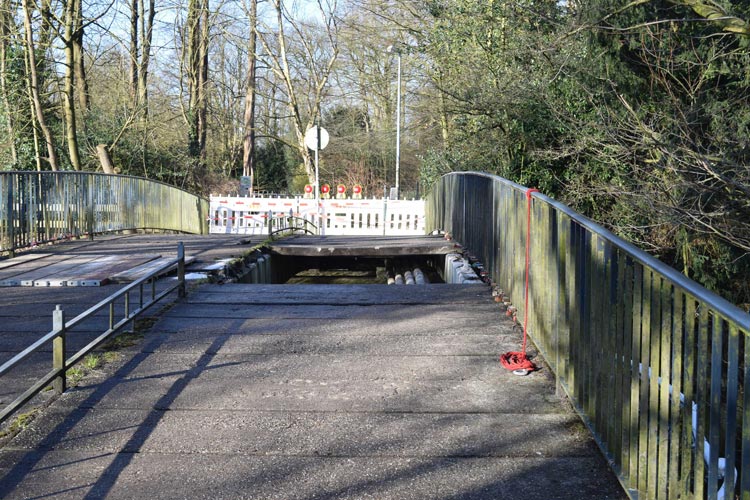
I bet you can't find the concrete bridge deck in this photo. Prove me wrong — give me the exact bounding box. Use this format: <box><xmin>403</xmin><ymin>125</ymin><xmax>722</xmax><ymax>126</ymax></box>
<box><xmin>0</xmin><ymin>265</ymin><xmax>627</xmax><ymax>498</ymax></box>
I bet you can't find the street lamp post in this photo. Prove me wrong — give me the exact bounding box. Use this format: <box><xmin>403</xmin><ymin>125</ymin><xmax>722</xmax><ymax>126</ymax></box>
<box><xmin>387</xmin><ymin>45</ymin><xmax>401</xmax><ymax>200</ymax></box>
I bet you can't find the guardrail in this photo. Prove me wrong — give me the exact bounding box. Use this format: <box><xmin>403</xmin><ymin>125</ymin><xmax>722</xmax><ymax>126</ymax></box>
<box><xmin>209</xmin><ymin>196</ymin><xmax>425</xmax><ymax>236</ymax></box>
<box><xmin>426</xmin><ymin>172</ymin><xmax>750</xmax><ymax>500</ymax></box>
<box><xmin>0</xmin><ymin>243</ymin><xmax>186</xmax><ymax>425</ymax></box>
<box><xmin>1</xmin><ymin>172</ymin><xmax>208</xmax><ymax>256</ymax></box>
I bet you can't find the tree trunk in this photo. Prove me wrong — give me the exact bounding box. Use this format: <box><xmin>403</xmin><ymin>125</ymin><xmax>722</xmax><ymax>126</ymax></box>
<box><xmin>138</xmin><ymin>0</ymin><xmax>155</xmax><ymax>118</ymax></box>
<box><xmin>198</xmin><ymin>0</ymin><xmax>209</xmax><ymax>162</ymax></box>
<box><xmin>22</xmin><ymin>0</ymin><xmax>58</xmax><ymax>171</ymax></box>
<box><xmin>0</xmin><ymin>1</ymin><xmax>17</xmax><ymax>165</ymax></box>
<box><xmin>242</xmin><ymin>0</ymin><xmax>258</xmax><ymax>191</ymax></box>
<box><xmin>129</xmin><ymin>0</ymin><xmax>138</xmax><ymax>105</ymax></box>
<box><xmin>21</xmin><ymin>27</ymin><xmax>42</xmax><ymax>171</ymax></box>
<box><xmin>63</xmin><ymin>0</ymin><xmax>82</xmax><ymax>170</ymax></box>
<box><xmin>97</xmin><ymin>144</ymin><xmax>115</xmax><ymax>174</ymax></box>
<box><xmin>186</xmin><ymin>0</ymin><xmax>201</xmax><ymax>159</ymax></box>
<box><xmin>185</xmin><ymin>0</ymin><xmax>209</xmax><ymax>177</ymax></box>
<box><xmin>72</xmin><ymin>0</ymin><xmax>88</xmax><ymax>113</ymax></box>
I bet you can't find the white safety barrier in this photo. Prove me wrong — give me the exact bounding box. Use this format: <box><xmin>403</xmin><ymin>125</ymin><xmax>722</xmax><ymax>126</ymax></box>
<box><xmin>208</xmin><ymin>196</ymin><xmax>425</xmax><ymax>236</ymax></box>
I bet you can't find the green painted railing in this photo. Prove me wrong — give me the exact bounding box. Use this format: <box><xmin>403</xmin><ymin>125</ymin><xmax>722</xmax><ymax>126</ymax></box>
<box><xmin>427</xmin><ymin>172</ymin><xmax>750</xmax><ymax>500</ymax></box>
<box><xmin>1</xmin><ymin>172</ymin><xmax>208</xmax><ymax>255</ymax></box>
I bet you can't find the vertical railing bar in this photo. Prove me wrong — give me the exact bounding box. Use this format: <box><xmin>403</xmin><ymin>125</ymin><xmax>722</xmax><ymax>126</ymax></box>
<box><xmin>585</xmin><ymin>231</ymin><xmax>596</xmax><ymax>421</ymax></box>
<box><xmin>647</xmin><ymin>273</ymin><xmax>661</xmax><ymax>496</ymax></box>
<box><xmin>560</xmin><ymin>213</ymin><xmax>572</xmax><ymax>388</ymax></box>
<box><xmin>707</xmin><ymin>313</ymin><xmax>723</xmax><ymax>500</ymax></box>
<box><xmin>569</xmin><ymin>222</ymin><xmax>580</xmax><ymax>400</ymax></box>
<box><xmin>724</xmin><ymin>322</ymin><xmax>739</xmax><ymax>500</ymax></box>
<box><xmin>629</xmin><ymin>264</ymin><xmax>644</xmax><ymax>491</ymax></box>
<box><xmin>638</xmin><ymin>269</ymin><xmax>653</xmax><ymax>494</ymax></box>
<box><xmin>577</xmin><ymin>225</ymin><xmax>589</xmax><ymax>411</ymax></box>
<box><xmin>668</xmin><ymin>290</ymin><xmax>684</xmax><ymax>500</ymax></box>
<box><xmin>594</xmin><ymin>236</ymin><xmax>606</xmax><ymax>442</ymax></box>
<box><xmin>694</xmin><ymin>305</ymin><xmax>709</xmax><ymax>499</ymax></box>
<box><xmin>604</xmin><ymin>242</ymin><xmax>619</xmax><ymax>463</ymax></box>
<box><xmin>109</xmin><ymin>302</ymin><xmax>114</xmax><ymax>331</ymax></box>
<box><xmin>657</xmin><ymin>280</ymin><xmax>672</xmax><ymax>499</ymax></box>
<box><xmin>177</xmin><ymin>242</ymin><xmax>186</xmax><ymax>298</ymax></box>
<box><xmin>741</xmin><ymin>325</ymin><xmax>750</xmax><ymax>497</ymax></box>
<box><xmin>619</xmin><ymin>256</ymin><xmax>634</xmax><ymax>482</ymax></box>
<box><xmin>681</xmin><ymin>297</ymin><xmax>697</xmax><ymax>497</ymax></box>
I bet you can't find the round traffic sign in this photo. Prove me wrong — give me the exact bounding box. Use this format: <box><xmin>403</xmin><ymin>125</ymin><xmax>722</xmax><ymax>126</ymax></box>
<box><xmin>304</xmin><ymin>126</ymin><xmax>329</xmax><ymax>151</ymax></box>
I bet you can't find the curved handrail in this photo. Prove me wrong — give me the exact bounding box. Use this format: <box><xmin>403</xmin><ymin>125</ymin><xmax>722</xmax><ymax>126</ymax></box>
<box><xmin>1</xmin><ymin>172</ymin><xmax>208</xmax><ymax>255</ymax></box>
<box><xmin>440</xmin><ymin>171</ymin><xmax>748</xmax><ymax>326</ymax></box>
<box><xmin>426</xmin><ymin>171</ymin><xmax>749</xmax><ymax>499</ymax></box>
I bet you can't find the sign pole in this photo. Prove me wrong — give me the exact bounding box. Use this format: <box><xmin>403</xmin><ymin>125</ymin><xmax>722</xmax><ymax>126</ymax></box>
<box><xmin>315</xmin><ymin>127</ymin><xmax>321</xmax><ymax>234</ymax></box>
<box><xmin>304</xmin><ymin>123</ymin><xmax>329</xmax><ymax>236</ymax></box>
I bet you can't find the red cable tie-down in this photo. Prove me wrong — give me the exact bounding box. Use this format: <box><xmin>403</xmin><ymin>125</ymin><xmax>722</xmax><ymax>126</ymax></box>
<box><xmin>500</xmin><ymin>188</ymin><xmax>539</xmax><ymax>376</ymax></box>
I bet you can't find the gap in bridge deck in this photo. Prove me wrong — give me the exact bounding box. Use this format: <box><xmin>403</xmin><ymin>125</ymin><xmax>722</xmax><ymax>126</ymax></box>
<box><xmin>263</xmin><ymin>235</ymin><xmax>458</xmax><ymax>285</ymax></box>
<box><xmin>271</xmin><ymin>256</ymin><xmax>445</xmax><ymax>285</ymax></box>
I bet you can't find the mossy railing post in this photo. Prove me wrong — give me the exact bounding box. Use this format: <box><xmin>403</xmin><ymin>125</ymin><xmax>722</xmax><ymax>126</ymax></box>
<box><xmin>52</xmin><ymin>305</ymin><xmax>66</xmax><ymax>394</ymax></box>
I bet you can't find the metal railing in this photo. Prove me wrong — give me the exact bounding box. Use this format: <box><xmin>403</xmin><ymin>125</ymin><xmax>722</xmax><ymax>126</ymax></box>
<box><xmin>268</xmin><ymin>215</ymin><xmax>318</xmax><ymax>238</ymax></box>
<box><xmin>1</xmin><ymin>172</ymin><xmax>208</xmax><ymax>256</ymax></box>
<box><xmin>426</xmin><ymin>172</ymin><xmax>750</xmax><ymax>500</ymax></box>
<box><xmin>0</xmin><ymin>243</ymin><xmax>186</xmax><ymax>425</ymax></box>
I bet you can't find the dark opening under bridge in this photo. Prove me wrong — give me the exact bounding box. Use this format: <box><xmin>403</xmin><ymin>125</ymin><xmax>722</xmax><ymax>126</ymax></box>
<box><xmin>0</xmin><ymin>171</ymin><xmax>748</xmax><ymax>500</ymax></box>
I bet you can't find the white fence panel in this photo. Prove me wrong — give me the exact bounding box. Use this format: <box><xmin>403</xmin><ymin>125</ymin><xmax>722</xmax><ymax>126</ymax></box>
<box><xmin>208</xmin><ymin>196</ymin><xmax>425</xmax><ymax>236</ymax></box>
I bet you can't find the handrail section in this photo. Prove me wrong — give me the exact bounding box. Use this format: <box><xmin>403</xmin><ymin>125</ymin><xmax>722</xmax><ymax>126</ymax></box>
<box><xmin>268</xmin><ymin>215</ymin><xmax>318</xmax><ymax>238</ymax></box>
<box><xmin>426</xmin><ymin>172</ymin><xmax>750</xmax><ymax>500</ymax></box>
<box><xmin>0</xmin><ymin>243</ymin><xmax>187</xmax><ymax>425</ymax></box>
<box><xmin>1</xmin><ymin>172</ymin><xmax>208</xmax><ymax>256</ymax></box>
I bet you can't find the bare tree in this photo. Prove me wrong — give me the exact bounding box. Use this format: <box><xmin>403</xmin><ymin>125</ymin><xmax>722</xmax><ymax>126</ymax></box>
<box><xmin>22</xmin><ymin>0</ymin><xmax>58</xmax><ymax>171</ymax></box>
<box><xmin>62</xmin><ymin>0</ymin><xmax>82</xmax><ymax>170</ymax></box>
<box><xmin>254</xmin><ymin>0</ymin><xmax>340</xmax><ymax>184</ymax></box>
<box><xmin>0</xmin><ymin>0</ymin><xmax>18</xmax><ymax>165</ymax></box>
<box><xmin>185</xmin><ymin>0</ymin><xmax>209</xmax><ymax>165</ymax></box>
<box><xmin>242</xmin><ymin>0</ymin><xmax>257</xmax><ymax>187</ymax></box>
<box><xmin>138</xmin><ymin>0</ymin><xmax>155</xmax><ymax>117</ymax></box>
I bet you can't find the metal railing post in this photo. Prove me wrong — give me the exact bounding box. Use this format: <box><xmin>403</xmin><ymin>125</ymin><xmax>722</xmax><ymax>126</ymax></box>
<box><xmin>52</xmin><ymin>305</ymin><xmax>66</xmax><ymax>394</ymax></box>
<box><xmin>6</xmin><ymin>176</ymin><xmax>15</xmax><ymax>257</ymax></box>
<box><xmin>177</xmin><ymin>242</ymin><xmax>186</xmax><ymax>298</ymax></box>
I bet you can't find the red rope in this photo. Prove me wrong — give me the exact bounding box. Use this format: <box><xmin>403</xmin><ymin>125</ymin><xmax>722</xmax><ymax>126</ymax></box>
<box><xmin>500</xmin><ymin>188</ymin><xmax>539</xmax><ymax>375</ymax></box>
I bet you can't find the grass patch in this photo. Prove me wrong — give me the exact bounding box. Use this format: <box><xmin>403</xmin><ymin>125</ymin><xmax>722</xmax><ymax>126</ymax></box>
<box><xmin>103</xmin><ymin>351</ymin><xmax>120</xmax><ymax>363</ymax></box>
<box><xmin>102</xmin><ymin>331</ymin><xmax>144</xmax><ymax>350</ymax></box>
<box><xmin>82</xmin><ymin>354</ymin><xmax>101</xmax><ymax>370</ymax></box>
<box><xmin>0</xmin><ymin>409</ymin><xmax>40</xmax><ymax>440</ymax></box>
<box><xmin>66</xmin><ymin>365</ymin><xmax>86</xmax><ymax>385</ymax></box>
